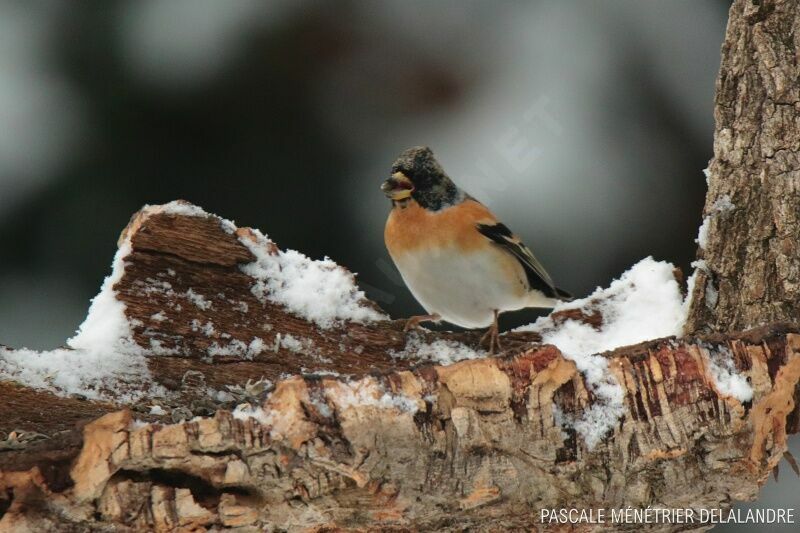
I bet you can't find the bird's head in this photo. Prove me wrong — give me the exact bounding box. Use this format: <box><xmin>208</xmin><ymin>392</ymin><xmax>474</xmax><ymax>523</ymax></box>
<box><xmin>381</xmin><ymin>146</ymin><xmax>461</xmax><ymax>210</ymax></box>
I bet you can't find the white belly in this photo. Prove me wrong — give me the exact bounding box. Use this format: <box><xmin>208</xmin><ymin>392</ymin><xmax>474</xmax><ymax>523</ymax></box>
<box><xmin>392</xmin><ymin>246</ymin><xmax>542</xmax><ymax>329</ymax></box>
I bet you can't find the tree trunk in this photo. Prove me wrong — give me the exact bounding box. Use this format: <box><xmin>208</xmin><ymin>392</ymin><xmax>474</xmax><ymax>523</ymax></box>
<box><xmin>686</xmin><ymin>0</ymin><xmax>800</xmax><ymax>334</ymax></box>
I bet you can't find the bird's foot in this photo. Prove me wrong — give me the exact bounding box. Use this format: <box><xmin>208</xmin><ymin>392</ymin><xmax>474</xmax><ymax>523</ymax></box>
<box><xmin>479</xmin><ymin>310</ymin><xmax>502</xmax><ymax>355</ymax></box>
<box><xmin>479</xmin><ymin>326</ymin><xmax>502</xmax><ymax>355</ymax></box>
<box><xmin>403</xmin><ymin>313</ymin><xmax>441</xmax><ymax>333</ymax></box>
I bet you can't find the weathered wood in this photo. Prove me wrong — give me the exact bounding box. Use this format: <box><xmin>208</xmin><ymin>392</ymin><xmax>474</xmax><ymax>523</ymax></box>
<box><xmin>686</xmin><ymin>0</ymin><xmax>800</xmax><ymax>334</ymax></box>
<box><xmin>5</xmin><ymin>1</ymin><xmax>800</xmax><ymax>528</ymax></box>
<box><xmin>1</xmin><ymin>325</ymin><xmax>799</xmax><ymax>531</ymax></box>
<box><xmin>1</xmin><ymin>202</ymin><xmax>799</xmax><ymax>531</ymax></box>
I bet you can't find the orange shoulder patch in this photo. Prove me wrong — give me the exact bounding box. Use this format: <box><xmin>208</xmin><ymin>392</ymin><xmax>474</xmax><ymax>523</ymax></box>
<box><xmin>384</xmin><ymin>199</ymin><xmax>498</xmax><ymax>256</ymax></box>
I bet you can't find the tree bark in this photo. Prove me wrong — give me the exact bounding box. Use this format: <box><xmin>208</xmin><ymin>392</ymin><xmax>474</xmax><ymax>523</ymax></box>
<box><xmin>686</xmin><ymin>0</ymin><xmax>800</xmax><ymax>334</ymax></box>
<box><xmin>1</xmin><ymin>203</ymin><xmax>799</xmax><ymax>532</ymax></box>
<box><xmin>3</xmin><ymin>1</ymin><xmax>800</xmax><ymax>530</ymax></box>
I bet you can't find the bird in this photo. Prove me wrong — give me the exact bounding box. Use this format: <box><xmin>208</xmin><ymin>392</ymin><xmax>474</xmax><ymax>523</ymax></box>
<box><xmin>382</xmin><ymin>146</ymin><xmax>571</xmax><ymax>353</ymax></box>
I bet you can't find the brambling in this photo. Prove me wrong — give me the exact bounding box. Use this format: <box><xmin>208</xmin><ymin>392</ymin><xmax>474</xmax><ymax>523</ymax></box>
<box><xmin>382</xmin><ymin>146</ymin><xmax>571</xmax><ymax>353</ymax></box>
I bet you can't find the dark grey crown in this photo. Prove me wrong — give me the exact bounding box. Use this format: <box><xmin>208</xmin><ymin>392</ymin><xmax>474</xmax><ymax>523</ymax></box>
<box><xmin>390</xmin><ymin>146</ymin><xmax>461</xmax><ymax>210</ymax></box>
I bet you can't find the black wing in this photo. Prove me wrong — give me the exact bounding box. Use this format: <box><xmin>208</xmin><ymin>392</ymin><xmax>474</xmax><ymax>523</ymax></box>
<box><xmin>476</xmin><ymin>222</ymin><xmax>571</xmax><ymax>300</ymax></box>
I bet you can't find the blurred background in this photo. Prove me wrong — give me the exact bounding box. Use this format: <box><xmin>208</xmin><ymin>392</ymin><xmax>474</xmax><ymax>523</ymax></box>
<box><xmin>0</xmin><ymin>1</ymin><xmax>796</xmax><ymax>527</ymax></box>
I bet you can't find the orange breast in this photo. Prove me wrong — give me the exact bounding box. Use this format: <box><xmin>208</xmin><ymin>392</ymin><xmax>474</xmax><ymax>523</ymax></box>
<box><xmin>384</xmin><ymin>199</ymin><xmax>498</xmax><ymax>256</ymax></box>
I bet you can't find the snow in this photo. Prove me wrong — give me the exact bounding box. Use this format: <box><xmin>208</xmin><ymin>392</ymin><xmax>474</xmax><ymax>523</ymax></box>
<box><xmin>0</xmin><ymin>200</ymin><xmax>383</xmax><ymax>401</ymax></box>
<box><xmin>0</xmin><ymin>346</ymin><xmax>151</xmax><ymax>401</ymax></box>
<box><xmin>704</xmin><ymin>345</ymin><xmax>753</xmax><ymax>402</ymax></box>
<box><xmin>327</xmin><ymin>378</ymin><xmax>421</xmax><ymax>414</ymax></box>
<box><xmin>520</xmin><ymin>257</ymin><xmax>685</xmax><ymax>359</ymax></box>
<box><xmin>518</xmin><ymin>257</ymin><xmax>686</xmax><ymax>449</ymax></box>
<box><xmin>695</xmin><ymin>195</ymin><xmax>734</xmax><ymax>250</ymax></box>
<box><xmin>695</xmin><ymin>217</ymin><xmax>710</xmax><ymax>248</ymax></box>
<box><xmin>68</xmin><ymin>242</ymin><xmax>137</xmax><ymax>353</ymax></box>
<box><xmin>0</xmin><ymin>198</ymin><xmax>751</xmax><ymax>448</ymax></box>
<box><xmin>391</xmin><ymin>334</ymin><xmax>486</xmax><ymax>365</ymax></box>
<box><xmin>712</xmin><ymin>194</ymin><xmax>734</xmax><ymax>212</ymax></box>
<box><xmin>0</xmin><ymin>240</ymin><xmax>162</xmax><ymax>401</ymax></box>
<box><xmin>278</xmin><ymin>333</ymin><xmax>308</xmax><ymax>353</ymax></box>
<box><xmin>232</xmin><ymin>403</ymin><xmax>273</xmax><ymax>425</ymax></box>
<box><xmin>239</xmin><ymin>228</ymin><xmax>387</xmax><ymax>329</ymax></box>
<box><xmin>190</xmin><ymin>319</ymin><xmax>216</xmax><ymax>336</ymax></box>
<box><xmin>185</xmin><ymin>288</ymin><xmax>212</xmax><ymax>310</ymax></box>
<box><xmin>159</xmin><ymin>200</ymin><xmax>236</xmax><ymax>234</ymax></box>
<box><xmin>206</xmin><ymin>337</ymin><xmax>265</xmax><ymax>360</ymax></box>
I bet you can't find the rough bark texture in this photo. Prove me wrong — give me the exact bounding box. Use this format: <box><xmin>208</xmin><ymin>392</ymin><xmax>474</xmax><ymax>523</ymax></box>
<box><xmin>0</xmin><ymin>203</ymin><xmax>799</xmax><ymax>532</ymax></box>
<box><xmin>686</xmin><ymin>0</ymin><xmax>800</xmax><ymax>334</ymax></box>
<box><xmin>3</xmin><ymin>3</ymin><xmax>800</xmax><ymax>527</ymax></box>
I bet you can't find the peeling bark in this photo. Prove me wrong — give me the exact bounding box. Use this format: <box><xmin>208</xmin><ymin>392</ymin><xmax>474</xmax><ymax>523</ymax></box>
<box><xmin>686</xmin><ymin>0</ymin><xmax>800</xmax><ymax>334</ymax></box>
<box><xmin>3</xmin><ymin>3</ymin><xmax>800</xmax><ymax>527</ymax></box>
<box><xmin>0</xmin><ymin>204</ymin><xmax>799</xmax><ymax>532</ymax></box>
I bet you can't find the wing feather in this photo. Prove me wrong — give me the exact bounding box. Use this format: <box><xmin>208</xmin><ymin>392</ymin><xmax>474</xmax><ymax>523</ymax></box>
<box><xmin>476</xmin><ymin>222</ymin><xmax>568</xmax><ymax>299</ymax></box>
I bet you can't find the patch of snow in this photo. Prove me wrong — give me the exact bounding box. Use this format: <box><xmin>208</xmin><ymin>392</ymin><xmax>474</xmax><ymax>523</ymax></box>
<box><xmin>308</xmin><ymin>395</ymin><xmax>333</xmax><ymax>418</ymax></box>
<box><xmin>0</xmin><ymin>240</ymin><xmax>165</xmax><ymax>401</ymax></box>
<box><xmin>328</xmin><ymin>378</ymin><xmax>420</xmax><ymax>414</ymax></box>
<box><xmin>207</xmin><ymin>336</ymin><xmax>265</xmax><ymax>360</ymax></box>
<box><xmin>703</xmin><ymin>167</ymin><xmax>711</xmax><ymax>184</ymax></box>
<box><xmin>232</xmin><ymin>404</ymin><xmax>273</xmax><ymax>425</ymax></box>
<box><xmin>275</xmin><ymin>333</ymin><xmax>331</xmax><ymax>364</ymax></box>
<box><xmin>704</xmin><ymin>279</ymin><xmax>719</xmax><ymax>309</ymax></box>
<box><xmin>248</xmin><ymin>337</ymin><xmax>266</xmax><ymax>357</ymax></box>
<box><xmin>239</xmin><ymin>228</ymin><xmax>387</xmax><ymax>329</ymax></box>
<box><xmin>712</xmin><ymin>194</ymin><xmax>734</xmax><ymax>212</ymax></box>
<box><xmin>148</xmin><ymin>338</ymin><xmax>180</xmax><ymax>356</ymax></box>
<box><xmin>68</xmin><ymin>242</ymin><xmax>137</xmax><ymax>353</ymax></box>
<box><xmin>0</xmin><ymin>346</ymin><xmax>153</xmax><ymax>402</ymax></box>
<box><xmin>158</xmin><ymin>200</ymin><xmax>236</xmax><ymax>234</ymax></box>
<box><xmin>301</xmin><ymin>369</ymin><xmax>341</xmax><ymax>377</ymax></box>
<box><xmin>130</xmin><ymin>419</ymin><xmax>150</xmax><ymax>430</ymax></box>
<box><xmin>207</xmin><ymin>339</ymin><xmax>247</xmax><ymax>357</ymax></box>
<box><xmin>521</xmin><ymin>257</ymin><xmax>685</xmax><ymax>358</ymax></box>
<box><xmin>150</xmin><ymin>311</ymin><xmax>167</xmax><ymax>322</ymax></box>
<box><xmin>683</xmin><ymin>268</ymin><xmax>699</xmax><ymax>316</ymax></box>
<box><xmin>150</xmin><ymin>405</ymin><xmax>167</xmax><ymax>415</ymax></box>
<box><xmin>695</xmin><ymin>217</ymin><xmax>710</xmax><ymax>249</ymax></box>
<box><xmin>190</xmin><ymin>319</ymin><xmax>216</xmax><ymax>336</ymax></box>
<box><xmin>691</xmin><ymin>259</ymin><xmax>707</xmax><ymax>272</ymax></box>
<box><xmin>518</xmin><ymin>257</ymin><xmax>686</xmax><ymax>449</ymax></box>
<box><xmin>185</xmin><ymin>288</ymin><xmax>212</xmax><ymax>310</ymax></box>
<box><xmin>704</xmin><ymin>345</ymin><xmax>753</xmax><ymax>402</ymax></box>
<box><xmin>695</xmin><ymin>195</ymin><xmax>734</xmax><ymax>251</ymax></box>
<box><xmin>391</xmin><ymin>334</ymin><xmax>485</xmax><ymax>365</ymax></box>
<box><xmin>279</xmin><ymin>333</ymin><xmax>307</xmax><ymax>353</ymax></box>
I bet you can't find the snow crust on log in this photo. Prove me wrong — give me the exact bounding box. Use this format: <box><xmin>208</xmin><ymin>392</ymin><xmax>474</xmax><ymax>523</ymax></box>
<box><xmin>0</xmin><ymin>201</ymin><xmax>384</xmax><ymax>401</ymax></box>
<box><xmin>518</xmin><ymin>256</ymin><xmax>751</xmax><ymax>447</ymax></box>
<box><xmin>390</xmin><ymin>333</ymin><xmax>486</xmax><ymax>365</ymax></box>
<box><xmin>0</xmin><ymin>203</ymin><xmax>753</xmax><ymax>446</ymax></box>
<box><xmin>0</xmin><ymin>237</ymin><xmax>158</xmax><ymax>401</ymax></box>
<box><xmin>239</xmin><ymin>227</ymin><xmax>387</xmax><ymax>329</ymax></box>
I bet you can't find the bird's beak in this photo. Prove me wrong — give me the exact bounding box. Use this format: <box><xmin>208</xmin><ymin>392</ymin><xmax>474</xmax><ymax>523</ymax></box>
<box><xmin>381</xmin><ymin>172</ymin><xmax>414</xmax><ymax>200</ymax></box>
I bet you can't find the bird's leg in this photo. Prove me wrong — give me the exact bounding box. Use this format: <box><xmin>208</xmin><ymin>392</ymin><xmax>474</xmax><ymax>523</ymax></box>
<box><xmin>404</xmin><ymin>313</ymin><xmax>441</xmax><ymax>332</ymax></box>
<box><xmin>479</xmin><ymin>310</ymin><xmax>502</xmax><ymax>355</ymax></box>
